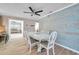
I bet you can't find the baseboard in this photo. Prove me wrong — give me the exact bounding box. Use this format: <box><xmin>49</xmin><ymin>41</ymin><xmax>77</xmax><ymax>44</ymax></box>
<box><xmin>55</xmin><ymin>43</ymin><xmax>79</xmax><ymax>54</ymax></box>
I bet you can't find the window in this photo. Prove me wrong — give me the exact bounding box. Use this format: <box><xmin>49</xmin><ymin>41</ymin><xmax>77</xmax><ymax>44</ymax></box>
<box><xmin>35</xmin><ymin>22</ymin><xmax>39</xmax><ymax>32</ymax></box>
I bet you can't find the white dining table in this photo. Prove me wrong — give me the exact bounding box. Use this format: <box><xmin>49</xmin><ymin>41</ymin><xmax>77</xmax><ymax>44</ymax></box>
<box><xmin>28</xmin><ymin>32</ymin><xmax>50</xmax><ymax>52</ymax></box>
<box><xmin>28</xmin><ymin>32</ymin><xmax>50</xmax><ymax>41</ymax></box>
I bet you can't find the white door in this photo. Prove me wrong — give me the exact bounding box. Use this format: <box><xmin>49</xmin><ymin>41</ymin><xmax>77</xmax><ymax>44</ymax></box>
<box><xmin>8</xmin><ymin>19</ymin><xmax>24</xmax><ymax>41</ymax></box>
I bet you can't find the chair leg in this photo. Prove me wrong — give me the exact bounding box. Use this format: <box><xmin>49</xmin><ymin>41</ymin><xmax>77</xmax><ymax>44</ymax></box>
<box><xmin>47</xmin><ymin>49</ymin><xmax>49</xmax><ymax>55</ymax></box>
<box><xmin>52</xmin><ymin>47</ymin><xmax>55</xmax><ymax>55</ymax></box>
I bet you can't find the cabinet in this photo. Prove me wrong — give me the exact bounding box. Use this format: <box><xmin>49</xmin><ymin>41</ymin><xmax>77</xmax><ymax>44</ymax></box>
<box><xmin>0</xmin><ymin>16</ymin><xmax>5</xmax><ymax>33</ymax></box>
<box><xmin>0</xmin><ymin>16</ymin><xmax>3</xmax><ymax>26</ymax></box>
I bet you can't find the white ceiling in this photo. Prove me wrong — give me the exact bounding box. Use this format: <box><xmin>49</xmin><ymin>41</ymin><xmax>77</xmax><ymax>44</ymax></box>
<box><xmin>0</xmin><ymin>3</ymin><xmax>72</xmax><ymax>20</ymax></box>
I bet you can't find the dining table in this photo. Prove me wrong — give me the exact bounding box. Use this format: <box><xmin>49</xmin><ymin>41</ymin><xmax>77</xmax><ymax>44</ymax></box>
<box><xmin>28</xmin><ymin>31</ymin><xmax>50</xmax><ymax>52</ymax></box>
<box><xmin>28</xmin><ymin>32</ymin><xmax>50</xmax><ymax>41</ymax></box>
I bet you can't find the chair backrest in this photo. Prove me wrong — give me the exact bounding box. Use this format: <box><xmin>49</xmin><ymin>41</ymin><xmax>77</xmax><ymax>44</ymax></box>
<box><xmin>48</xmin><ymin>31</ymin><xmax>57</xmax><ymax>48</ymax></box>
<box><xmin>24</xmin><ymin>31</ymin><xmax>31</xmax><ymax>45</ymax></box>
<box><xmin>23</xmin><ymin>31</ymin><xmax>28</xmax><ymax>40</ymax></box>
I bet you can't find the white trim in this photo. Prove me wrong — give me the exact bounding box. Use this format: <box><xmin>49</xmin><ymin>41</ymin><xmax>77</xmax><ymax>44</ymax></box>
<box><xmin>38</xmin><ymin>3</ymin><xmax>78</xmax><ymax>20</ymax></box>
<box><xmin>55</xmin><ymin>43</ymin><xmax>79</xmax><ymax>54</ymax></box>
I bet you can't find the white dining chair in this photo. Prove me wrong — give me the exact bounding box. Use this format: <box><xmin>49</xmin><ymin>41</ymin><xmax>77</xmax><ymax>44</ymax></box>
<box><xmin>40</xmin><ymin>31</ymin><xmax>57</xmax><ymax>55</ymax></box>
<box><xmin>24</xmin><ymin>31</ymin><xmax>39</xmax><ymax>53</ymax></box>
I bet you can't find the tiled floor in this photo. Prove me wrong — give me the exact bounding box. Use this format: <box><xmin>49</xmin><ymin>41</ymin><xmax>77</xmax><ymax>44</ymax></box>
<box><xmin>0</xmin><ymin>38</ymin><xmax>78</xmax><ymax>55</ymax></box>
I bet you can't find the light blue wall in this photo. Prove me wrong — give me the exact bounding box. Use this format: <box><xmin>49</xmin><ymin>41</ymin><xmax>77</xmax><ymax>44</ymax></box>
<box><xmin>39</xmin><ymin>4</ymin><xmax>79</xmax><ymax>51</ymax></box>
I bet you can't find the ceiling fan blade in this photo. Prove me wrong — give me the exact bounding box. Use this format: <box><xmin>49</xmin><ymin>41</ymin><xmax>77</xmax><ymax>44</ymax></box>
<box><xmin>35</xmin><ymin>10</ymin><xmax>43</xmax><ymax>14</ymax></box>
<box><xmin>35</xmin><ymin>13</ymin><xmax>40</xmax><ymax>16</ymax></box>
<box><xmin>29</xmin><ymin>7</ymin><xmax>34</xmax><ymax>12</ymax></box>
<box><xmin>24</xmin><ymin>11</ymin><xmax>32</xmax><ymax>13</ymax></box>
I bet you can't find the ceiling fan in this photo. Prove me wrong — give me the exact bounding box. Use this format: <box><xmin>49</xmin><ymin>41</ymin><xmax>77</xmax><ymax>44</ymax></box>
<box><xmin>24</xmin><ymin>6</ymin><xmax>43</xmax><ymax>16</ymax></box>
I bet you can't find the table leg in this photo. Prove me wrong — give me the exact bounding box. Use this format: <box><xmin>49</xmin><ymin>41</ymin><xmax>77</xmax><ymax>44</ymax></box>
<box><xmin>37</xmin><ymin>43</ymin><xmax>41</xmax><ymax>52</ymax></box>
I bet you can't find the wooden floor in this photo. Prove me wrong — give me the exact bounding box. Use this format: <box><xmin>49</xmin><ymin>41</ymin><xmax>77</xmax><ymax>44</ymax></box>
<box><xmin>0</xmin><ymin>38</ymin><xmax>78</xmax><ymax>55</ymax></box>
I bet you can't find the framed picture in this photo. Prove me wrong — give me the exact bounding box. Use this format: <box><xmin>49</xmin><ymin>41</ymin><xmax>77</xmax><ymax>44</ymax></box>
<box><xmin>9</xmin><ymin>19</ymin><xmax>23</xmax><ymax>39</ymax></box>
<box><xmin>10</xmin><ymin>21</ymin><xmax>22</xmax><ymax>34</ymax></box>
